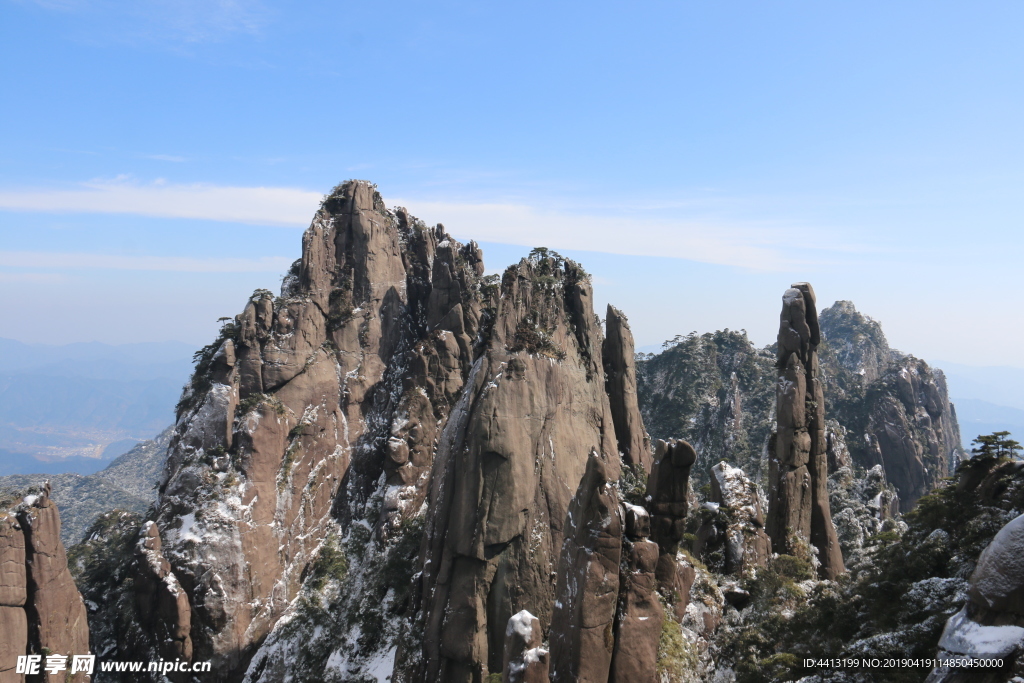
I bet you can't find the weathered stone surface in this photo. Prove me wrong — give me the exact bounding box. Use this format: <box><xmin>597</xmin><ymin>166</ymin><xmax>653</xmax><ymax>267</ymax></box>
<box><xmin>150</xmin><ymin>181</ymin><xmax>489</xmax><ymax>678</ymax></box>
<box><xmin>134</xmin><ymin>521</ymin><xmax>192</xmax><ymax>667</ymax></box>
<box><xmin>694</xmin><ymin>461</ymin><xmax>769</xmax><ymax>575</ymax></box>
<box><xmin>609</xmin><ymin>532</ymin><xmax>661</xmax><ymax>683</ymax></box>
<box><xmin>603</xmin><ymin>305</ymin><xmax>652</xmax><ymax>472</ymax></box>
<box><xmin>550</xmin><ymin>454</ymin><xmax>622</xmax><ymax>683</ymax></box>
<box><xmin>968</xmin><ymin>513</ymin><xmax>1024</xmax><ymax>616</ymax></box>
<box><xmin>0</xmin><ymin>513</ymin><xmax>25</xmax><ymax>608</ymax></box>
<box><xmin>818</xmin><ymin>301</ymin><xmax>963</xmax><ymax>511</ymax></box>
<box><xmin>420</xmin><ymin>253</ymin><xmax>620</xmax><ymax>681</ymax></box>
<box><xmin>767</xmin><ymin>283</ymin><xmax>844</xmax><ymax>579</ymax></box>
<box><xmin>17</xmin><ymin>485</ymin><xmax>90</xmax><ymax>682</ymax></box>
<box><xmin>864</xmin><ymin>359</ymin><xmax>960</xmax><ymax>511</ymax></box>
<box><xmin>503</xmin><ymin>610</ymin><xmax>549</xmax><ymax>683</ymax></box>
<box><xmin>927</xmin><ymin>513</ymin><xmax>1024</xmax><ymax>682</ymax></box>
<box><xmin>647</xmin><ymin>438</ymin><xmax>696</xmax><ymax>555</ymax></box>
<box><xmin>0</xmin><ymin>605</ymin><xmax>27</xmax><ymax>681</ymax></box>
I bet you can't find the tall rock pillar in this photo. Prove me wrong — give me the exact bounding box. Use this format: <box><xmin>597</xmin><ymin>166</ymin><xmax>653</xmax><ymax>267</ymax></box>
<box><xmin>766</xmin><ymin>283</ymin><xmax>844</xmax><ymax>579</ymax></box>
<box><xmin>603</xmin><ymin>305</ymin><xmax>653</xmax><ymax>472</ymax></box>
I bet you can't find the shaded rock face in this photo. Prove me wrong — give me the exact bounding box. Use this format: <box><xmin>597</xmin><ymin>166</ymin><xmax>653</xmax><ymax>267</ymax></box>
<box><xmin>647</xmin><ymin>439</ymin><xmax>695</xmax><ymax>555</ymax></box>
<box><xmin>766</xmin><ymin>283</ymin><xmax>844</xmax><ymax>579</ymax></box>
<box><xmin>148</xmin><ymin>181</ymin><xmax>489</xmax><ymax>677</ymax></box>
<box><xmin>549</xmin><ymin>454</ymin><xmax>622</xmax><ymax>683</ymax></box>
<box><xmin>694</xmin><ymin>461</ymin><xmax>769</xmax><ymax>575</ymax></box>
<box><xmin>419</xmin><ymin>252</ymin><xmax>621</xmax><ymax>681</ymax></box>
<box><xmin>927</xmin><ymin>513</ymin><xmax>1024</xmax><ymax>683</ymax></box>
<box><xmin>82</xmin><ymin>181</ymin><xmax>669</xmax><ymax>683</ymax></box>
<box><xmin>0</xmin><ymin>486</ymin><xmax>90</xmax><ymax>683</ymax></box>
<box><xmin>603</xmin><ymin>305</ymin><xmax>652</xmax><ymax>472</ymax></box>
<box><xmin>646</xmin><ymin>439</ymin><xmax>697</xmax><ymax>619</ymax></box>
<box><xmin>862</xmin><ymin>359</ymin><xmax>960</xmax><ymax>511</ymax></box>
<box><xmin>636</xmin><ymin>302</ymin><xmax>963</xmax><ymax>517</ymax></box>
<box><xmin>610</xmin><ymin>505</ymin><xmax>662</xmax><ymax>683</ymax></box>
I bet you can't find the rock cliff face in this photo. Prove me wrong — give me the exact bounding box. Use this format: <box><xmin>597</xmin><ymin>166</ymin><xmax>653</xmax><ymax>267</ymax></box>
<box><xmin>417</xmin><ymin>250</ymin><xmax>620</xmax><ymax>681</ymax></box>
<box><xmin>66</xmin><ymin>180</ymin><xmax>975</xmax><ymax>682</ymax></box>
<box><xmin>70</xmin><ymin>181</ymin><xmax>672</xmax><ymax>682</ymax></box>
<box><xmin>819</xmin><ymin>301</ymin><xmax>964</xmax><ymax>510</ymax></box>
<box><xmin>136</xmin><ymin>181</ymin><xmax>491</xmax><ymax>678</ymax></box>
<box><xmin>637</xmin><ymin>301</ymin><xmax>964</xmax><ymax>514</ymax></box>
<box><xmin>0</xmin><ymin>485</ymin><xmax>90</xmax><ymax>683</ymax></box>
<box><xmin>766</xmin><ymin>283</ymin><xmax>844</xmax><ymax>579</ymax></box>
<box><xmin>603</xmin><ymin>305</ymin><xmax>652</xmax><ymax>472</ymax></box>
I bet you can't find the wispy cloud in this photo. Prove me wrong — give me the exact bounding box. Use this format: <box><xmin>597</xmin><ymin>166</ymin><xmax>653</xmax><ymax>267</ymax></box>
<box><xmin>147</xmin><ymin>154</ymin><xmax>186</xmax><ymax>162</ymax></box>
<box><xmin>0</xmin><ymin>272</ymin><xmax>66</xmax><ymax>283</ymax></box>
<box><xmin>0</xmin><ymin>179</ymin><xmax>865</xmax><ymax>271</ymax></box>
<box><xmin>0</xmin><ymin>178</ymin><xmax>321</xmax><ymax>226</ymax></box>
<box><xmin>390</xmin><ymin>199</ymin><xmax>841</xmax><ymax>271</ymax></box>
<box><xmin>0</xmin><ymin>251</ymin><xmax>291</xmax><ymax>272</ymax></box>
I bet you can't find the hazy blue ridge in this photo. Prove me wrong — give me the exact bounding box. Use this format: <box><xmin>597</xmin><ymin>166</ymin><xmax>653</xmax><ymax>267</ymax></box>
<box><xmin>0</xmin><ymin>338</ymin><xmax>194</xmax><ymax>476</ymax></box>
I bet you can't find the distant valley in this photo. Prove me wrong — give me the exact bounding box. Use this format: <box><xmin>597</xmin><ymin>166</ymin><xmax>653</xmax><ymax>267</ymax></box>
<box><xmin>0</xmin><ymin>338</ymin><xmax>193</xmax><ymax>475</ymax></box>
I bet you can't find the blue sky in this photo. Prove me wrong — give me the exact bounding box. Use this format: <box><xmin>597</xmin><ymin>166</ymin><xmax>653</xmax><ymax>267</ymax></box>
<box><xmin>2</xmin><ymin>1</ymin><xmax>1022</xmax><ymax>366</ymax></box>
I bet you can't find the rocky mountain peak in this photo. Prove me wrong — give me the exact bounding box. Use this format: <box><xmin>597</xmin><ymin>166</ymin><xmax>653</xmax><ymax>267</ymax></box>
<box><xmin>819</xmin><ymin>299</ymin><xmax>893</xmax><ymax>383</ymax></box>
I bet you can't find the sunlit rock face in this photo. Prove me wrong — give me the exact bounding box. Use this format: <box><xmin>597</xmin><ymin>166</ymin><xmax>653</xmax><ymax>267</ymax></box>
<box><xmin>95</xmin><ymin>180</ymin><xmax>656</xmax><ymax>682</ymax></box>
<box><xmin>151</xmin><ymin>181</ymin><xmax>489</xmax><ymax>676</ymax></box>
<box><xmin>0</xmin><ymin>485</ymin><xmax>90</xmax><ymax>683</ymax></box>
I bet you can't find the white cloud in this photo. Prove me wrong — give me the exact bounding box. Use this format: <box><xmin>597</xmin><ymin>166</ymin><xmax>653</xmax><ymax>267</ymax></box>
<box><xmin>0</xmin><ymin>251</ymin><xmax>291</xmax><ymax>272</ymax></box>
<box><xmin>0</xmin><ymin>179</ymin><xmax>863</xmax><ymax>271</ymax></box>
<box><xmin>0</xmin><ymin>179</ymin><xmax>321</xmax><ymax>226</ymax></box>
<box><xmin>0</xmin><ymin>272</ymin><xmax>66</xmax><ymax>283</ymax></box>
<box><xmin>390</xmin><ymin>199</ymin><xmax>818</xmax><ymax>271</ymax></box>
<box><xmin>147</xmin><ymin>154</ymin><xmax>186</xmax><ymax>162</ymax></box>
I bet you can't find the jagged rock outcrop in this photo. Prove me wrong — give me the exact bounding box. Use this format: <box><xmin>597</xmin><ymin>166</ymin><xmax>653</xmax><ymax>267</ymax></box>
<box><xmin>419</xmin><ymin>250</ymin><xmax>621</xmax><ymax>681</ymax></box>
<box><xmin>503</xmin><ymin>610</ymin><xmax>549</xmax><ymax>683</ymax></box>
<box><xmin>603</xmin><ymin>305</ymin><xmax>652</xmax><ymax>472</ymax></box>
<box><xmin>134</xmin><ymin>521</ymin><xmax>192</xmax><ymax>668</ymax></box>
<box><xmin>637</xmin><ymin>330</ymin><xmax>776</xmax><ymax>487</ymax></box>
<box><xmin>819</xmin><ymin>301</ymin><xmax>964</xmax><ymax>510</ymax></box>
<box><xmin>0</xmin><ymin>485</ymin><xmax>90</xmax><ymax>683</ymax></box>
<box><xmin>138</xmin><ymin>181</ymin><xmax>489</xmax><ymax>678</ymax></box>
<box><xmin>636</xmin><ymin>302</ymin><xmax>964</xmax><ymax>516</ymax></box>
<box><xmin>818</xmin><ymin>300</ymin><xmax>892</xmax><ymax>383</ymax></box>
<box><xmin>694</xmin><ymin>461</ymin><xmax>769</xmax><ymax>575</ymax></box>
<box><xmin>927</xmin><ymin>513</ymin><xmax>1024</xmax><ymax>682</ymax></box>
<box><xmin>766</xmin><ymin>283</ymin><xmax>844</xmax><ymax>579</ymax></box>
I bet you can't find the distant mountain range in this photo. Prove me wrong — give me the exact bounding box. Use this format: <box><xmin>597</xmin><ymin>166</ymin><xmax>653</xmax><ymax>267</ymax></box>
<box><xmin>0</xmin><ymin>337</ymin><xmax>194</xmax><ymax>475</ymax></box>
<box><xmin>0</xmin><ymin>428</ymin><xmax>170</xmax><ymax>545</ymax></box>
